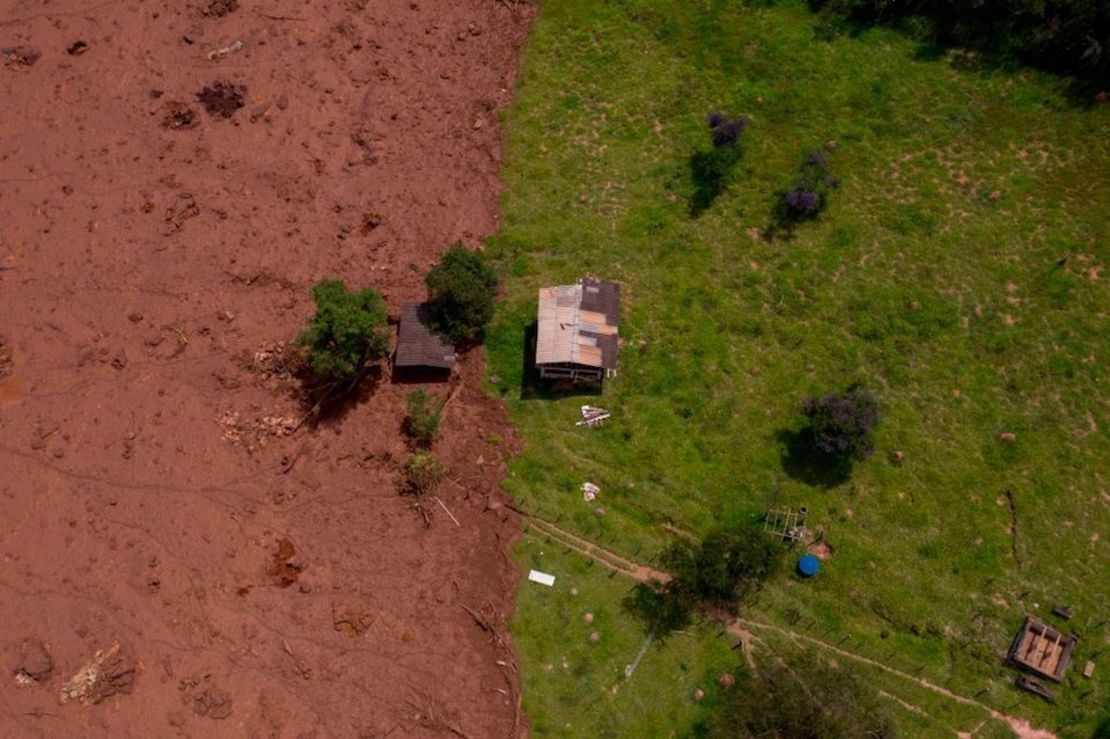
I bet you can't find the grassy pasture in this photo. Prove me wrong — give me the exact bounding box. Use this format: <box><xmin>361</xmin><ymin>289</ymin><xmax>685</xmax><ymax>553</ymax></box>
<box><xmin>488</xmin><ymin>0</ymin><xmax>1110</xmax><ymax>735</ymax></box>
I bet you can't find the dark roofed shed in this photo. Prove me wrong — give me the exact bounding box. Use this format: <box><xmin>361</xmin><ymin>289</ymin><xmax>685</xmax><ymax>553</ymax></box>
<box><xmin>395</xmin><ymin>303</ymin><xmax>456</xmax><ymax>372</ymax></box>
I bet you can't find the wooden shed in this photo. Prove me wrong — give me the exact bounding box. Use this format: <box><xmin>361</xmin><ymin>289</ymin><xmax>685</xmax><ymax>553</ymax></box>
<box><xmin>394</xmin><ymin>303</ymin><xmax>456</xmax><ymax>378</ymax></box>
<box><xmin>534</xmin><ymin>276</ymin><xmax>620</xmax><ymax>383</ymax></box>
<box><xmin>1006</xmin><ymin>617</ymin><xmax>1077</xmax><ymax>682</ymax></box>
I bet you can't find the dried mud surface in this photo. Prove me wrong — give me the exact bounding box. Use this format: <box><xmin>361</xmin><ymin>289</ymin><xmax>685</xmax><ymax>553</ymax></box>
<box><xmin>0</xmin><ymin>1</ymin><xmax>534</xmax><ymax>736</ymax></box>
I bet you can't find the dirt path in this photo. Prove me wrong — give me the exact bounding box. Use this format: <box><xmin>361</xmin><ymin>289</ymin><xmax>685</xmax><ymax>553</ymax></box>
<box><xmin>0</xmin><ymin>2</ymin><xmax>534</xmax><ymax>736</ymax></box>
<box><xmin>519</xmin><ymin>516</ymin><xmax>1058</xmax><ymax>739</ymax></box>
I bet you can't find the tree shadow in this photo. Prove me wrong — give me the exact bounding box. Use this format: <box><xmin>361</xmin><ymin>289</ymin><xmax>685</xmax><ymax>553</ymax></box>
<box><xmin>775</xmin><ymin>428</ymin><xmax>852</xmax><ymax>489</ymax></box>
<box><xmin>688</xmin><ymin>146</ymin><xmax>741</xmax><ymax>218</ymax></box>
<box><xmin>518</xmin><ymin>321</ymin><xmax>603</xmax><ymax>400</ymax></box>
<box><xmin>298</xmin><ymin>365</ymin><xmax>384</xmax><ymax>430</ymax></box>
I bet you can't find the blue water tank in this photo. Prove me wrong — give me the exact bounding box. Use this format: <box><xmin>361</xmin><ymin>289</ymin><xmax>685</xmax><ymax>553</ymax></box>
<box><xmin>798</xmin><ymin>554</ymin><xmax>820</xmax><ymax>577</ymax></box>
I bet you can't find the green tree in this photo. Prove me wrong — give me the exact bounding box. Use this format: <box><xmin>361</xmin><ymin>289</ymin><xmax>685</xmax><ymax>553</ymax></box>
<box><xmin>298</xmin><ymin>279</ymin><xmax>389</xmax><ymax>384</ymax></box>
<box><xmin>425</xmin><ymin>245</ymin><xmax>498</xmax><ymax>343</ymax></box>
<box><xmin>625</xmin><ymin>523</ymin><xmax>782</xmax><ymax>637</ymax></box>
<box><xmin>403</xmin><ymin>390</ymin><xmax>442</xmax><ymax>447</ymax></box>
<box><xmin>706</xmin><ymin>652</ymin><xmax>899</xmax><ymax>739</ymax></box>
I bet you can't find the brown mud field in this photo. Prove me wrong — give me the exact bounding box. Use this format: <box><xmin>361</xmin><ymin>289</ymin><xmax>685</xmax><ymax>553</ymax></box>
<box><xmin>0</xmin><ymin>1</ymin><xmax>535</xmax><ymax>736</ymax></box>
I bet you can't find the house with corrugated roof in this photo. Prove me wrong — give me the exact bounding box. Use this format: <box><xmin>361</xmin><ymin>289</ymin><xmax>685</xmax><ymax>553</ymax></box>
<box><xmin>534</xmin><ymin>276</ymin><xmax>620</xmax><ymax>383</ymax></box>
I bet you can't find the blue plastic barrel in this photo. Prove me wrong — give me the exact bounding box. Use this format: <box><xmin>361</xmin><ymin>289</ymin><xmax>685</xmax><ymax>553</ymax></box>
<box><xmin>798</xmin><ymin>554</ymin><xmax>820</xmax><ymax>577</ymax></box>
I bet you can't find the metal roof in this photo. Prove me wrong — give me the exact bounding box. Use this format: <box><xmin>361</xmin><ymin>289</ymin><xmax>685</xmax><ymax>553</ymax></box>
<box><xmin>395</xmin><ymin>303</ymin><xmax>456</xmax><ymax>370</ymax></box>
<box><xmin>535</xmin><ymin>277</ymin><xmax>619</xmax><ymax>369</ymax></box>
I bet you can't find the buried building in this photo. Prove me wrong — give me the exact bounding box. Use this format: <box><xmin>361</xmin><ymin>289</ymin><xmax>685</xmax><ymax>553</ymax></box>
<box><xmin>393</xmin><ymin>303</ymin><xmax>456</xmax><ymax>380</ymax></box>
<box><xmin>534</xmin><ymin>276</ymin><xmax>620</xmax><ymax>383</ymax></box>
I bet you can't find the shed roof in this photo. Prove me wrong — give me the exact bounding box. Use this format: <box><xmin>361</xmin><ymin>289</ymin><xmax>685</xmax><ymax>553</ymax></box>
<box><xmin>536</xmin><ymin>277</ymin><xmax>619</xmax><ymax>369</ymax></box>
<box><xmin>395</xmin><ymin>303</ymin><xmax>456</xmax><ymax>370</ymax></box>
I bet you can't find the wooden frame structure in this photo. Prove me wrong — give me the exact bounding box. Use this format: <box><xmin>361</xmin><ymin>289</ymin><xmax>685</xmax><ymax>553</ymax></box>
<box><xmin>764</xmin><ymin>506</ymin><xmax>808</xmax><ymax>543</ymax></box>
<box><xmin>1006</xmin><ymin>617</ymin><xmax>1077</xmax><ymax>682</ymax></box>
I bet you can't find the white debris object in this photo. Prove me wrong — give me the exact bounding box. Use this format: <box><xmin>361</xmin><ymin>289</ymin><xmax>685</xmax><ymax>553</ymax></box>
<box><xmin>528</xmin><ymin>570</ymin><xmax>556</xmax><ymax>587</ymax></box>
<box><xmin>581</xmin><ymin>481</ymin><xmax>600</xmax><ymax>502</ymax></box>
<box><xmin>576</xmin><ymin>405</ymin><xmax>611</xmax><ymax>426</ymax></box>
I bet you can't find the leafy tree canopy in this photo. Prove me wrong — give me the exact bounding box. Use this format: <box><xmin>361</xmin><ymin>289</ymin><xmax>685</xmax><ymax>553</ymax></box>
<box><xmin>425</xmin><ymin>245</ymin><xmax>498</xmax><ymax>344</ymax></box>
<box><xmin>297</xmin><ymin>279</ymin><xmax>389</xmax><ymax>384</ymax></box>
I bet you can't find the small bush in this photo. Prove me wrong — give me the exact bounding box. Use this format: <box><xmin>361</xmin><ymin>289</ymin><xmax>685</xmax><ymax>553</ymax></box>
<box><xmin>425</xmin><ymin>245</ymin><xmax>499</xmax><ymax>344</ymax></box>
<box><xmin>801</xmin><ymin>386</ymin><xmax>881</xmax><ymax>461</ymax></box>
<box><xmin>706</xmin><ymin>111</ymin><xmax>749</xmax><ymax>147</ymax></box>
<box><xmin>777</xmin><ymin>150</ymin><xmax>839</xmax><ymax>225</ymax></box>
<box><xmin>297</xmin><ymin>279</ymin><xmax>390</xmax><ymax>385</ymax></box>
<box><xmin>396</xmin><ymin>452</ymin><xmax>446</xmax><ymax>496</ymax></box>
<box><xmin>403</xmin><ymin>390</ymin><xmax>442</xmax><ymax>447</ymax></box>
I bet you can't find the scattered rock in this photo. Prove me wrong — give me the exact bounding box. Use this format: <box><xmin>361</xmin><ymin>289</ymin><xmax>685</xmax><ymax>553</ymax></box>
<box><xmin>162</xmin><ymin>102</ymin><xmax>199</xmax><ymax>130</ymax></box>
<box><xmin>988</xmin><ymin>190</ymin><xmax>1001</xmax><ymax>202</ymax></box>
<box><xmin>59</xmin><ymin>642</ymin><xmax>137</xmax><ymax>704</ymax></box>
<box><xmin>66</xmin><ymin>41</ymin><xmax>89</xmax><ymax>56</ymax></box>
<box><xmin>807</xmin><ymin>540</ymin><xmax>835</xmax><ymax>561</ymax></box>
<box><xmin>2</xmin><ymin>46</ymin><xmax>41</xmax><ymax>69</ymax></box>
<box><xmin>582</xmin><ymin>612</ymin><xmax>594</xmax><ymax>624</ymax></box>
<box><xmin>193</xmin><ymin>686</ymin><xmax>233</xmax><ymax>719</ymax></box>
<box><xmin>12</xmin><ymin>639</ymin><xmax>53</xmax><ymax>684</ymax></box>
<box><xmin>196</xmin><ymin>81</ymin><xmax>246</xmax><ymax>119</ymax></box>
<box><xmin>275</xmin><ymin>94</ymin><xmax>289</xmax><ymax>110</ymax></box>
<box><xmin>717</xmin><ymin>672</ymin><xmax>736</xmax><ymax>689</ymax></box>
<box><xmin>997</xmin><ymin>431</ymin><xmax>1017</xmax><ymax>443</ymax></box>
<box><xmin>569</xmin><ymin>588</ymin><xmax>579</xmax><ymax>597</ymax></box>
<box><xmin>588</xmin><ymin>632</ymin><xmax>600</xmax><ymax>644</ymax></box>
<box><xmin>692</xmin><ymin>688</ymin><xmax>705</xmax><ymax>702</ymax></box>
<box><xmin>111</xmin><ymin>350</ymin><xmax>128</xmax><ymax>370</ymax></box>
<box><xmin>889</xmin><ymin>449</ymin><xmax>904</xmax><ymax>465</ymax></box>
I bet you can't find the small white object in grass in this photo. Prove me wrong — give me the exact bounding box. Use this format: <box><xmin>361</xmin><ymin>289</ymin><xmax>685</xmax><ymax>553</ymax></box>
<box><xmin>582</xmin><ymin>482</ymin><xmax>600</xmax><ymax>502</ymax></box>
<box><xmin>528</xmin><ymin>570</ymin><xmax>555</xmax><ymax>587</ymax></box>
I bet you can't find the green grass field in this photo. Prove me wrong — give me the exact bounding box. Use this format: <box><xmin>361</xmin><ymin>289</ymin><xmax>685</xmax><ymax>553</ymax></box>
<box><xmin>487</xmin><ymin>1</ymin><xmax>1110</xmax><ymax>736</ymax></box>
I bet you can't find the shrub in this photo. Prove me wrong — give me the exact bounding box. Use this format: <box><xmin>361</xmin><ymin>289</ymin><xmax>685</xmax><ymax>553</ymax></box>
<box><xmin>425</xmin><ymin>245</ymin><xmax>498</xmax><ymax>343</ymax></box>
<box><xmin>706</xmin><ymin>111</ymin><xmax>749</xmax><ymax>147</ymax></box>
<box><xmin>403</xmin><ymin>390</ymin><xmax>442</xmax><ymax>447</ymax></box>
<box><xmin>778</xmin><ymin>150</ymin><xmax>838</xmax><ymax>223</ymax></box>
<box><xmin>297</xmin><ymin>279</ymin><xmax>390</xmax><ymax>385</ymax></box>
<box><xmin>801</xmin><ymin>386</ymin><xmax>881</xmax><ymax>461</ymax></box>
<box><xmin>396</xmin><ymin>451</ymin><xmax>446</xmax><ymax>496</ymax></box>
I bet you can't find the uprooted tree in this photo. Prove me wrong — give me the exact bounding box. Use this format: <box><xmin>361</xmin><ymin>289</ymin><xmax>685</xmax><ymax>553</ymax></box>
<box><xmin>425</xmin><ymin>244</ymin><xmax>499</xmax><ymax>344</ymax></box>
<box><xmin>624</xmin><ymin>522</ymin><xmax>782</xmax><ymax>636</ymax></box>
<box><xmin>403</xmin><ymin>390</ymin><xmax>442</xmax><ymax>447</ymax></box>
<box><xmin>297</xmin><ymin>279</ymin><xmax>390</xmax><ymax>385</ymax></box>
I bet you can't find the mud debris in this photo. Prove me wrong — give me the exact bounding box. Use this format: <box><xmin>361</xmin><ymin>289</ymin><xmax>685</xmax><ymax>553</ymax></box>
<box><xmin>193</xmin><ymin>686</ymin><xmax>234</xmax><ymax>719</ymax></box>
<box><xmin>2</xmin><ymin>46</ymin><xmax>41</xmax><ymax>69</ymax></box>
<box><xmin>202</xmin><ymin>0</ymin><xmax>239</xmax><ymax>17</ymax></box>
<box><xmin>332</xmin><ymin>603</ymin><xmax>373</xmax><ymax>637</ymax></box>
<box><xmin>0</xmin><ymin>336</ymin><xmax>12</xmax><ymax>378</ymax></box>
<box><xmin>269</xmin><ymin>538</ymin><xmax>303</xmax><ymax>588</ymax></box>
<box><xmin>162</xmin><ymin>101</ymin><xmax>199</xmax><ymax>130</ymax></box>
<box><xmin>196</xmin><ymin>81</ymin><xmax>246</xmax><ymax>118</ymax></box>
<box><xmin>12</xmin><ymin>638</ymin><xmax>54</xmax><ymax>685</ymax></box>
<box><xmin>59</xmin><ymin>642</ymin><xmax>137</xmax><ymax>704</ymax></box>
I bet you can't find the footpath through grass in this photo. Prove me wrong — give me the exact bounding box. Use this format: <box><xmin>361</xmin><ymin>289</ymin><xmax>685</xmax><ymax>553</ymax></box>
<box><xmin>487</xmin><ymin>1</ymin><xmax>1110</xmax><ymax>736</ymax></box>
